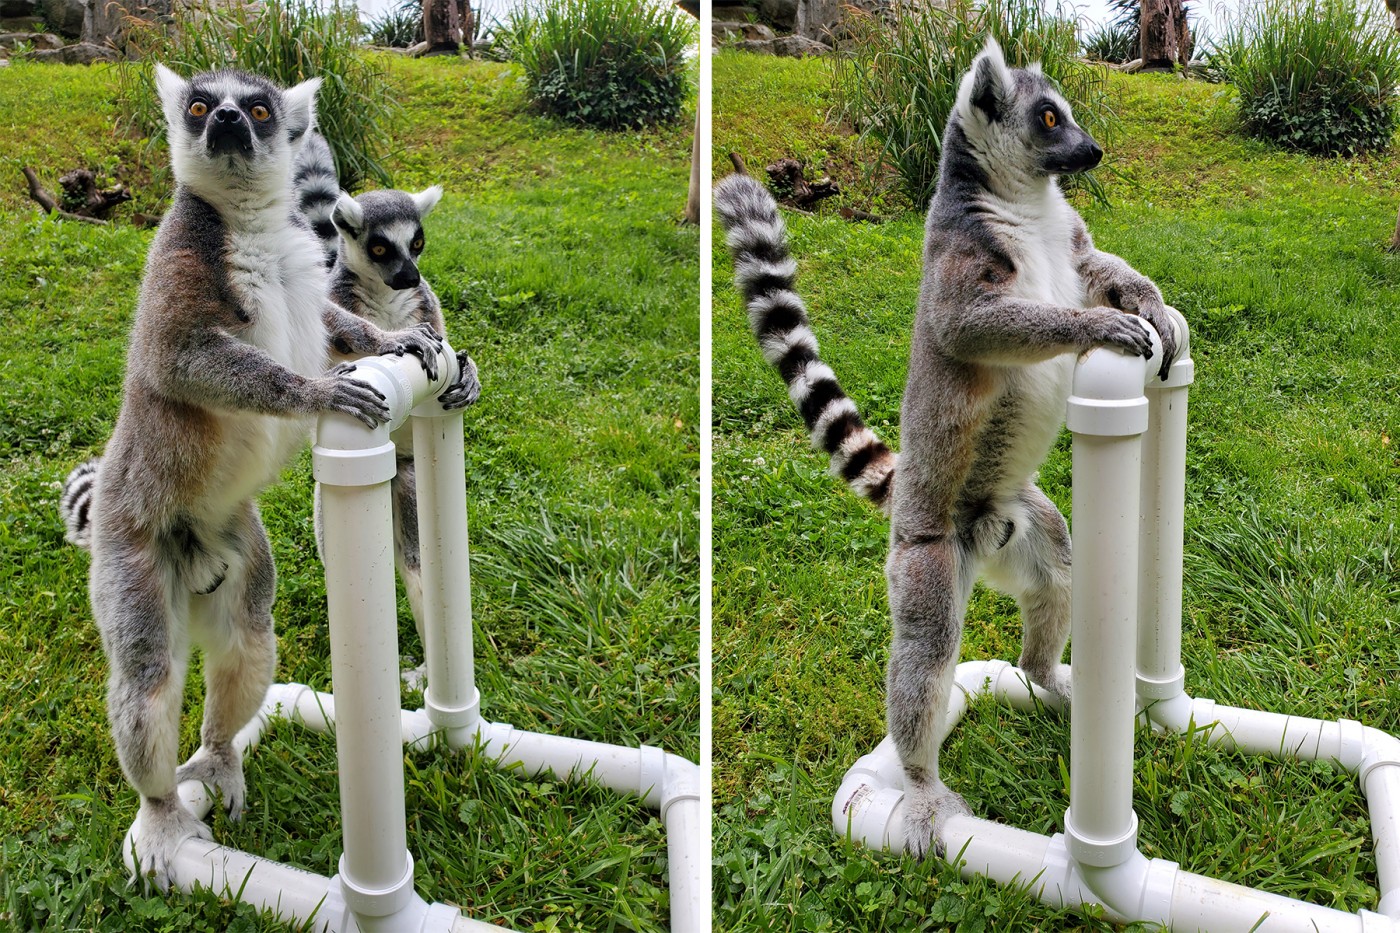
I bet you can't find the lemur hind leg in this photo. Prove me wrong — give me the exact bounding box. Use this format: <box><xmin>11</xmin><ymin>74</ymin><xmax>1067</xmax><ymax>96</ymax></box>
<box><xmin>178</xmin><ymin>503</ymin><xmax>277</xmax><ymax>822</ymax></box>
<box><xmin>885</xmin><ymin>529</ymin><xmax>978</xmax><ymax>859</ymax></box>
<box><xmin>981</xmin><ymin>485</ymin><xmax>1073</xmax><ymax>702</ymax></box>
<box><xmin>391</xmin><ymin>458</ymin><xmax>426</xmax><ymax>646</ymax></box>
<box><xmin>92</xmin><ymin>535</ymin><xmax>207</xmax><ymax>891</ymax></box>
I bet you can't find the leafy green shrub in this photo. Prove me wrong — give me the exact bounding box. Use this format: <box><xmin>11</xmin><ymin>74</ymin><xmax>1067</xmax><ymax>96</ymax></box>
<box><xmin>1209</xmin><ymin>0</ymin><xmax>1400</xmax><ymax>156</ymax></box>
<box><xmin>1083</xmin><ymin>20</ymin><xmax>1136</xmax><ymax>63</ymax></box>
<box><xmin>366</xmin><ymin>0</ymin><xmax>422</xmax><ymax>48</ymax></box>
<box><xmin>116</xmin><ymin>0</ymin><xmax>396</xmax><ymax>189</ymax></box>
<box><xmin>833</xmin><ymin>0</ymin><xmax>1114</xmax><ymax>208</ymax></box>
<box><xmin>499</xmin><ymin>0</ymin><xmax>696</xmax><ymax>130</ymax></box>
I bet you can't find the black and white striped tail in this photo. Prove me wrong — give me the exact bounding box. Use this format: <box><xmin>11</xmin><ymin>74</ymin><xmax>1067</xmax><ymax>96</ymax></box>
<box><xmin>59</xmin><ymin>459</ymin><xmax>98</xmax><ymax>550</ymax></box>
<box><xmin>294</xmin><ymin>131</ymin><xmax>340</xmax><ymax>268</ymax></box>
<box><xmin>714</xmin><ymin>173</ymin><xmax>897</xmax><ymax>511</ymax></box>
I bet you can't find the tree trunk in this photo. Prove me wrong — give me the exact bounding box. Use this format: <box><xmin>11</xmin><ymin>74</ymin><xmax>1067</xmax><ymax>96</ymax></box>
<box><xmin>684</xmin><ymin>110</ymin><xmax>700</xmax><ymax>225</ymax></box>
<box><xmin>1140</xmin><ymin>0</ymin><xmax>1190</xmax><ymax>68</ymax></box>
<box><xmin>422</xmin><ymin>0</ymin><xmax>461</xmax><ymax>56</ymax></box>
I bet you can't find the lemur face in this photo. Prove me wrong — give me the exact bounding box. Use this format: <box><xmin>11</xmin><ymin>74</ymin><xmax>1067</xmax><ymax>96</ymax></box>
<box><xmin>955</xmin><ymin>40</ymin><xmax>1103</xmax><ymax>179</ymax></box>
<box><xmin>332</xmin><ymin>187</ymin><xmax>443</xmax><ymax>291</ymax></box>
<box><xmin>155</xmin><ymin>65</ymin><xmax>319</xmax><ymax>188</ymax></box>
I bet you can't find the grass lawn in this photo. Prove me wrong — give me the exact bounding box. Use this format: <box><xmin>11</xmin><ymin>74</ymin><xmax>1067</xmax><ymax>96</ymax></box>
<box><xmin>0</xmin><ymin>55</ymin><xmax>698</xmax><ymax>932</ymax></box>
<box><xmin>712</xmin><ymin>51</ymin><xmax>1400</xmax><ymax>931</ymax></box>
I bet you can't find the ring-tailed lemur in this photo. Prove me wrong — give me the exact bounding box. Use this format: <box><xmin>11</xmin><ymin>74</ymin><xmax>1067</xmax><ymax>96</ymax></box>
<box><xmin>316</xmin><ymin>186</ymin><xmax>481</xmax><ymax>653</ymax></box>
<box><xmin>716</xmin><ymin>39</ymin><xmax>1179</xmax><ymax>859</ymax></box>
<box><xmin>57</xmin><ymin>66</ymin><xmax>445</xmax><ymax>890</ymax></box>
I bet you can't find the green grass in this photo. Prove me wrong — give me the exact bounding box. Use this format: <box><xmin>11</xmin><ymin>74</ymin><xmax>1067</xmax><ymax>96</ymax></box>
<box><xmin>713</xmin><ymin>52</ymin><xmax>1400</xmax><ymax>930</ymax></box>
<box><xmin>0</xmin><ymin>55</ymin><xmax>698</xmax><ymax>932</ymax></box>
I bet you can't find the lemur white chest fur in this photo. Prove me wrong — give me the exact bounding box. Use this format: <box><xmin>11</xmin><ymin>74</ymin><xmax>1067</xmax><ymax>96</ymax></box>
<box><xmin>346</xmin><ymin>278</ymin><xmax>421</xmax><ymax>332</ymax></box>
<box><xmin>212</xmin><ymin>203</ymin><xmax>331</xmax><ymax>515</ymax></box>
<box><xmin>969</xmin><ymin>187</ymin><xmax>1082</xmax><ymax>500</ymax></box>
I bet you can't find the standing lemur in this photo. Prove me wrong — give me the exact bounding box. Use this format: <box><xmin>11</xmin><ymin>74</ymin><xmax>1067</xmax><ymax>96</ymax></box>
<box><xmin>317</xmin><ymin>183</ymin><xmax>481</xmax><ymax>650</ymax></box>
<box><xmin>716</xmin><ymin>40</ymin><xmax>1180</xmax><ymax>858</ymax></box>
<box><xmin>57</xmin><ymin>66</ymin><xmax>454</xmax><ymax>889</ymax></box>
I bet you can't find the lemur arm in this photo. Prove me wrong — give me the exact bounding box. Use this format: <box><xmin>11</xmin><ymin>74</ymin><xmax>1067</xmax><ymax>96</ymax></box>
<box><xmin>159</xmin><ymin>327</ymin><xmax>388</xmax><ymax>426</ymax></box>
<box><xmin>323</xmin><ymin>301</ymin><xmax>443</xmax><ymax>380</ymax></box>
<box><xmin>1071</xmin><ymin>220</ymin><xmax>1177</xmax><ymax>379</ymax></box>
<box><xmin>930</xmin><ymin>244</ymin><xmax>1154</xmax><ymax>366</ymax></box>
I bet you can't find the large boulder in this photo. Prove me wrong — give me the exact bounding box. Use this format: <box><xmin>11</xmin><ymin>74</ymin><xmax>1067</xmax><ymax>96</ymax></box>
<box><xmin>40</xmin><ymin>0</ymin><xmax>83</xmax><ymax>37</ymax></box>
<box><xmin>714</xmin><ymin>20</ymin><xmax>776</xmax><ymax>42</ymax></box>
<box><xmin>24</xmin><ymin>39</ymin><xmax>117</xmax><ymax>62</ymax></box>
<box><xmin>734</xmin><ymin>34</ymin><xmax>829</xmax><ymax>56</ymax></box>
<box><xmin>0</xmin><ymin>29</ymin><xmax>61</xmax><ymax>48</ymax></box>
<box><xmin>757</xmin><ymin>0</ymin><xmax>797</xmax><ymax>30</ymax></box>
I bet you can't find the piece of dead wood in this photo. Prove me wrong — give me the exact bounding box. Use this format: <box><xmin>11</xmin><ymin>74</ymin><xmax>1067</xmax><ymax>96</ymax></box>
<box><xmin>840</xmin><ymin>206</ymin><xmax>886</xmax><ymax>224</ymax></box>
<box><xmin>765</xmin><ymin>157</ymin><xmax>839</xmax><ymax>209</ymax></box>
<box><xmin>728</xmin><ymin>151</ymin><xmax>748</xmax><ymax>176</ymax></box>
<box><xmin>1111</xmin><ymin>58</ymin><xmax>1145</xmax><ymax>73</ymax></box>
<box><xmin>58</xmin><ymin>168</ymin><xmax>132</xmax><ymax>219</ymax></box>
<box><xmin>23</xmin><ymin>167</ymin><xmax>107</xmax><ymax>225</ymax></box>
<box><xmin>132</xmin><ymin>212</ymin><xmax>163</xmax><ymax>229</ymax></box>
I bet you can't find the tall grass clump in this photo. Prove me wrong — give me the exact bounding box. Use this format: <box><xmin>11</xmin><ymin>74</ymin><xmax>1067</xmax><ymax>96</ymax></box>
<box><xmin>833</xmin><ymin>0</ymin><xmax>1114</xmax><ymax>209</ymax></box>
<box><xmin>499</xmin><ymin>0</ymin><xmax>696</xmax><ymax>130</ymax></box>
<box><xmin>1210</xmin><ymin>0</ymin><xmax>1400</xmax><ymax>156</ymax></box>
<box><xmin>1082</xmin><ymin>19</ymin><xmax>1136</xmax><ymax>62</ymax></box>
<box><xmin>366</xmin><ymin>0</ymin><xmax>422</xmax><ymax>49</ymax></box>
<box><xmin>116</xmin><ymin>0</ymin><xmax>396</xmax><ymax>189</ymax></box>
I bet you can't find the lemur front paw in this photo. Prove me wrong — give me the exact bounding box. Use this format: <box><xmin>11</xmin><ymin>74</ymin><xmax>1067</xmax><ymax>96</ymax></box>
<box><xmin>437</xmin><ymin>351</ymin><xmax>480</xmax><ymax>410</ymax></box>
<box><xmin>176</xmin><ymin>743</ymin><xmax>246</xmax><ymax>821</ymax></box>
<box><xmin>904</xmin><ymin>781</ymin><xmax>971</xmax><ymax>861</ymax></box>
<box><xmin>389</xmin><ymin>322</ymin><xmax>444</xmax><ymax>381</ymax></box>
<box><xmin>1133</xmin><ymin>300</ymin><xmax>1179</xmax><ymax>381</ymax></box>
<box><xmin>1087</xmin><ymin>307</ymin><xmax>1153</xmax><ymax>361</ymax></box>
<box><xmin>319</xmin><ymin>363</ymin><xmax>390</xmax><ymax>428</ymax></box>
<box><xmin>128</xmin><ymin>795</ymin><xmax>212</xmax><ymax>893</ymax></box>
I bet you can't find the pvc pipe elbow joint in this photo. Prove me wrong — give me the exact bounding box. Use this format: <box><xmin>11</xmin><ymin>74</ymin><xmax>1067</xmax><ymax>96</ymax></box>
<box><xmin>1066</xmin><ymin>321</ymin><xmax>1160</xmax><ymax>437</ymax></box>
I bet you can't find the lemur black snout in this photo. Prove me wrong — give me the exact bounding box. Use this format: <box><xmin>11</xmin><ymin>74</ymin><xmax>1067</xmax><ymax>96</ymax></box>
<box><xmin>213</xmin><ymin>105</ymin><xmax>242</xmax><ymax>124</ymax></box>
<box><xmin>1086</xmin><ymin>142</ymin><xmax>1104</xmax><ymax>167</ymax></box>
<box><xmin>390</xmin><ymin>264</ymin><xmax>421</xmax><ymax>290</ymax></box>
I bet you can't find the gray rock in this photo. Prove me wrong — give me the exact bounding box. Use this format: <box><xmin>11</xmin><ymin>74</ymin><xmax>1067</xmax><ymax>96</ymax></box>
<box><xmin>713</xmin><ymin>20</ymin><xmax>776</xmax><ymax>42</ymax></box>
<box><xmin>0</xmin><ymin>0</ymin><xmax>36</xmax><ymax>17</ymax></box>
<box><xmin>0</xmin><ymin>29</ymin><xmax>61</xmax><ymax>48</ymax></box>
<box><xmin>757</xmin><ymin>0</ymin><xmax>797</xmax><ymax>30</ymax></box>
<box><xmin>24</xmin><ymin>40</ymin><xmax>117</xmax><ymax>62</ymax></box>
<box><xmin>41</xmin><ymin>0</ymin><xmax>84</xmax><ymax>38</ymax></box>
<box><xmin>735</xmin><ymin>34</ymin><xmax>830</xmax><ymax>56</ymax></box>
<box><xmin>0</xmin><ymin>13</ymin><xmax>43</xmax><ymax>30</ymax></box>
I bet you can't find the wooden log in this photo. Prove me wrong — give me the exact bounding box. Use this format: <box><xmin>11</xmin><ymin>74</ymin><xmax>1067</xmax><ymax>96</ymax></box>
<box><xmin>422</xmin><ymin>0</ymin><xmax>461</xmax><ymax>55</ymax></box>
<box><xmin>22</xmin><ymin>166</ymin><xmax>107</xmax><ymax>225</ymax></box>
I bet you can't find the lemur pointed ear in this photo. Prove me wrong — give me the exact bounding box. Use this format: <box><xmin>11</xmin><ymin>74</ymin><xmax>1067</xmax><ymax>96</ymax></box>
<box><xmin>412</xmin><ymin>185</ymin><xmax>443</xmax><ymax>218</ymax></box>
<box><xmin>155</xmin><ymin>63</ymin><xmax>189</xmax><ymax>127</ymax></box>
<box><xmin>959</xmin><ymin>38</ymin><xmax>1014</xmax><ymax>123</ymax></box>
<box><xmin>332</xmin><ymin>192</ymin><xmax>364</xmax><ymax>237</ymax></box>
<box><xmin>282</xmin><ymin>77</ymin><xmax>322</xmax><ymax>143</ymax></box>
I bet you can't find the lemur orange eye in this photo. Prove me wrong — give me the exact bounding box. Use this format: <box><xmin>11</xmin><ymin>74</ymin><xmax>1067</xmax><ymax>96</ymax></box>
<box><xmin>1042</xmin><ymin>109</ymin><xmax>1057</xmax><ymax>129</ymax></box>
<box><xmin>411</xmin><ymin>238</ymin><xmax>424</xmax><ymax>251</ymax></box>
<box><xmin>371</xmin><ymin>245</ymin><xmax>387</xmax><ymax>257</ymax></box>
<box><xmin>189</xmin><ymin>101</ymin><xmax>208</xmax><ymax>117</ymax></box>
<box><xmin>251</xmin><ymin>104</ymin><xmax>270</xmax><ymax>121</ymax></box>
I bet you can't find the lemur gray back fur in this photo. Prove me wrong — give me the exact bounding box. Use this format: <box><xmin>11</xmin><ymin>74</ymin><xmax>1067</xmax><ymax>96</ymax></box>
<box><xmin>718</xmin><ymin>39</ymin><xmax>1178</xmax><ymax>861</ymax></box>
<box><xmin>293</xmin><ymin>130</ymin><xmax>340</xmax><ymax>267</ymax></box>
<box><xmin>57</xmin><ymin>64</ymin><xmax>443</xmax><ymax>891</ymax></box>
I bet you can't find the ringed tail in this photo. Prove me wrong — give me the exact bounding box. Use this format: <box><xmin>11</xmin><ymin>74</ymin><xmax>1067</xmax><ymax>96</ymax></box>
<box><xmin>714</xmin><ymin>173</ymin><xmax>897</xmax><ymax>511</ymax></box>
<box><xmin>294</xmin><ymin>131</ymin><xmax>340</xmax><ymax>268</ymax></box>
<box><xmin>60</xmin><ymin>458</ymin><xmax>98</xmax><ymax>550</ymax></box>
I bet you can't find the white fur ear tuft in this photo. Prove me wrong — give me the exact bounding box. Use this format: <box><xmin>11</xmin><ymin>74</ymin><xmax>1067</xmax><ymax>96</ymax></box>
<box><xmin>154</xmin><ymin>63</ymin><xmax>189</xmax><ymax>129</ymax></box>
<box><xmin>332</xmin><ymin>191</ymin><xmax>364</xmax><ymax>236</ymax></box>
<box><xmin>412</xmin><ymin>185</ymin><xmax>443</xmax><ymax>218</ymax></box>
<box><xmin>957</xmin><ymin>37</ymin><xmax>1015</xmax><ymax>123</ymax></box>
<box><xmin>282</xmin><ymin>77</ymin><xmax>322</xmax><ymax>142</ymax></box>
<box><xmin>1027</xmin><ymin>61</ymin><xmax>1043</xmax><ymax>75</ymax></box>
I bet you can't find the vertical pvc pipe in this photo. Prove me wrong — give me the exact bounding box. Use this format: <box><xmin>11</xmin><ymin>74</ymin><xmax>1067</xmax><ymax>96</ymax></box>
<box><xmin>314</xmin><ymin>372</ymin><xmax>416</xmax><ymax>921</ymax></box>
<box><xmin>1137</xmin><ymin>309</ymin><xmax>1193</xmax><ymax>705</ymax></box>
<box><xmin>1063</xmin><ymin>337</ymin><xmax>1154</xmax><ymax>868</ymax></box>
<box><xmin>412</xmin><ymin>379</ymin><xmax>479</xmax><ymax>748</ymax></box>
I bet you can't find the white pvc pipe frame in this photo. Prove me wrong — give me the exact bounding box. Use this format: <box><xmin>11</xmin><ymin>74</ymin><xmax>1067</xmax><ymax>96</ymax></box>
<box><xmin>832</xmin><ymin>308</ymin><xmax>1400</xmax><ymax>931</ymax></box>
<box><xmin>123</xmin><ymin>344</ymin><xmax>706</xmax><ymax>933</ymax></box>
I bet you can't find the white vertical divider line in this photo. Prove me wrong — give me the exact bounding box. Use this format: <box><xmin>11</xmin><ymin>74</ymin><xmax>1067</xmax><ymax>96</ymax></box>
<box><xmin>697</xmin><ymin>6</ymin><xmax>715</xmax><ymax>931</ymax></box>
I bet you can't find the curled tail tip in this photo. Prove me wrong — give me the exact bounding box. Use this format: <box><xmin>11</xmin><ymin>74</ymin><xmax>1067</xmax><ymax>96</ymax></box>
<box><xmin>714</xmin><ymin>173</ymin><xmax>779</xmax><ymax>230</ymax></box>
<box><xmin>59</xmin><ymin>459</ymin><xmax>97</xmax><ymax>551</ymax></box>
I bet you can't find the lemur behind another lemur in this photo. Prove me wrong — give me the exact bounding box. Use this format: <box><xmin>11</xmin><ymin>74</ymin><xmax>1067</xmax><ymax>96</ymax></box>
<box><xmin>58</xmin><ymin>66</ymin><xmax>445</xmax><ymax>890</ymax></box>
<box><xmin>716</xmin><ymin>39</ymin><xmax>1179</xmax><ymax>860</ymax></box>
<box><xmin>317</xmin><ymin>186</ymin><xmax>481</xmax><ymax>648</ymax></box>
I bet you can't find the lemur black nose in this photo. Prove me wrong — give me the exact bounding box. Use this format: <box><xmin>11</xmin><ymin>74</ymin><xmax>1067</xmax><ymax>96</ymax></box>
<box><xmin>1089</xmin><ymin>142</ymin><xmax>1104</xmax><ymax>164</ymax></box>
<box><xmin>213</xmin><ymin>106</ymin><xmax>241</xmax><ymax>124</ymax></box>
